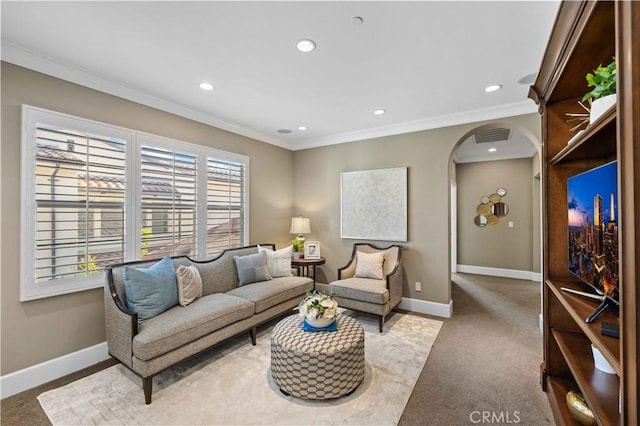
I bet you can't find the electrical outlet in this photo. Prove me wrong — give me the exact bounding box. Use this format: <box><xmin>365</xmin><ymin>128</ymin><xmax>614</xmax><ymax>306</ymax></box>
<box><xmin>415</xmin><ymin>282</ymin><xmax>421</xmax><ymax>292</ymax></box>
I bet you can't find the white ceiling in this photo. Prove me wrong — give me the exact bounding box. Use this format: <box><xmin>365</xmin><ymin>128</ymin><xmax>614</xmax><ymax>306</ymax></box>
<box><xmin>1</xmin><ymin>1</ymin><xmax>559</xmax><ymax>156</ymax></box>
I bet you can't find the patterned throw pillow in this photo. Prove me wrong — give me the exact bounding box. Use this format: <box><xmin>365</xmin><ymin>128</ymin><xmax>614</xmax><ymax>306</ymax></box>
<box><xmin>124</xmin><ymin>256</ymin><xmax>178</xmax><ymax>322</ymax></box>
<box><xmin>354</xmin><ymin>251</ymin><xmax>385</xmax><ymax>280</ymax></box>
<box><xmin>258</xmin><ymin>245</ymin><xmax>293</xmax><ymax>278</ymax></box>
<box><xmin>176</xmin><ymin>265</ymin><xmax>203</xmax><ymax>306</ymax></box>
<box><xmin>234</xmin><ymin>251</ymin><xmax>273</xmax><ymax>286</ymax></box>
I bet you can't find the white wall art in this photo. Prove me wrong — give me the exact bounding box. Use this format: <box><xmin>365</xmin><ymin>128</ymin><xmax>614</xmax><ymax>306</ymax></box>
<box><xmin>341</xmin><ymin>167</ymin><xmax>408</xmax><ymax>241</ymax></box>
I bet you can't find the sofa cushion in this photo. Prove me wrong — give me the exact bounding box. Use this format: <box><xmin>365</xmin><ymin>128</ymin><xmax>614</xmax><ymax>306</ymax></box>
<box><xmin>355</xmin><ymin>251</ymin><xmax>385</xmax><ymax>280</ymax></box>
<box><xmin>132</xmin><ymin>293</ymin><xmax>255</xmax><ymax>361</ymax></box>
<box><xmin>227</xmin><ymin>276</ymin><xmax>312</xmax><ymax>314</ymax></box>
<box><xmin>176</xmin><ymin>265</ymin><xmax>203</xmax><ymax>306</ymax></box>
<box><xmin>331</xmin><ymin>277</ymin><xmax>389</xmax><ymax>305</ymax></box>
<box><xmin>258</xmin><ymin>244</ymin><xmax>293</xmax><ymax>278</ymax></box>
<box><xmin>124</xmin><ymin>256</ymin><xmax>178</xmax><ymax>322</ymax></box>
<box><xmin>234</xmin><ymin>252</ymin><xmax>272</xmax><ymax>286</ymax></box>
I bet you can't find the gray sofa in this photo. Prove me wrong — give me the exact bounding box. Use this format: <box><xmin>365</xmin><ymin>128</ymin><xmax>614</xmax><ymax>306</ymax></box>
<box><xmin>104</xmin><ymin>244</ymin><xmax>312</xmax><ymax>404</ymax></box>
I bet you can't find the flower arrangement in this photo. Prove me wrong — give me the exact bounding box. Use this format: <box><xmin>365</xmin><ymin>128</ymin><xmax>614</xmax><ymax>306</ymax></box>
<box><xmin>298</xmin><ymin>290</ymin><xmax>338</xmax><ymax>326</ymax></box>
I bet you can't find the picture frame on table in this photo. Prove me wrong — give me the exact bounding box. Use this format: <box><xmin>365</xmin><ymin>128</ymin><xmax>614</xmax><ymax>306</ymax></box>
<box><xmin>304</xmin><ymin>241</ymin><xmax>321</xmax><ymax>259</ymax></box>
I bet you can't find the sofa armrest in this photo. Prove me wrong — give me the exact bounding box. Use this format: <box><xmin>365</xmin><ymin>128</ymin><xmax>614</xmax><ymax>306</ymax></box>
<box><xmin>104</xmin><ymin>268</ymin><xmax>137</xmax><ymax>368</ymax></box>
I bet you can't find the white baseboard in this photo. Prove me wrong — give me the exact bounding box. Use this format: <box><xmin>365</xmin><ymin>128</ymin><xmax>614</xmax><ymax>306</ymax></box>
<box><xmin>0</xmin><ymin>342</ymin><xmax>109</xmax><ymax>399</ymax></box>
<box><xmin>399</xmin><ymin>297</ymin><xmax>453</xmax><ymax>318</ymax></box>
<box><xmin>457</xmin><ymin>264</ymin><xmax>541</xmax><ymax>282</ymax></box>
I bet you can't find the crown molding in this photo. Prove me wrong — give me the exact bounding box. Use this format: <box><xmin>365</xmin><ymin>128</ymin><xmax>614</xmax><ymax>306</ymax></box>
<box><xmin>291</xmin><ymin>101</ymin><xmax>538</xmax><ymax>151</ymax></box>
<box><xmin>3</xmin><ymin>41</ymin><xmax>537</xmax><ymax>153</ymax></box>
<box><xmin>1</xmin><ymin>41</ymin><xmax>291</xmax><ymax>149</ymax></box>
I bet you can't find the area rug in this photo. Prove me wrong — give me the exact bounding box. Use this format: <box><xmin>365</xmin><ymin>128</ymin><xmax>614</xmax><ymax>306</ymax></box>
<box><xmin>38</xmin><ymin>311</ymin><xmax>442</xmax><ymax>425</ymax></box>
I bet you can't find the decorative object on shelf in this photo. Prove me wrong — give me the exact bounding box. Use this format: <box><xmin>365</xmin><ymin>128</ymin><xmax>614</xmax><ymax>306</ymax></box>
<box><xmin>474</xmin><ymin>188</ymin><xmax>508</xmax><ymax>226</ymax></box>
<box><xmin>566</xmin><ymin>390</ymin><xmax>596</xmax><ymax>426</ymax></box>
<box><xmin>304</xmin><ymin>241</ymin><xmax>321</xmax><ymax>259</ymax></box>
<box><xmin>565</xmin><ymin>100</ymin><xmax>592</xmax><ymax>135</ymax></box>
<box><xmin>591</xmin><ymin>344</ymin><xmax>616</xmax><ymax>374</ymax></box>
<box><xmin>582</xmin><ymin>59</ymin><xmax>616</xmax><ymax>124</ymax></box>
<box><xmin>298</xmin><ymin>290</ymin><xmax>338</xmax><ymax>329</ymax></box>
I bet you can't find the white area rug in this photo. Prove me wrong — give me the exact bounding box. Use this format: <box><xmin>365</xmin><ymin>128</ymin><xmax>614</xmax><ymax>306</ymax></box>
<box><xmin>38</xmin><ymin>311</ymin><xmax>442</xmax><ymax>426</ymax></box>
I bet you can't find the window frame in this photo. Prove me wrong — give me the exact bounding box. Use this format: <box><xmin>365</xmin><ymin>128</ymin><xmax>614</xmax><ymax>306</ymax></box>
<box><xmin>21</xmin><ymin>105</ymin><xmax>249</xmax><ymax>301</ymax></box>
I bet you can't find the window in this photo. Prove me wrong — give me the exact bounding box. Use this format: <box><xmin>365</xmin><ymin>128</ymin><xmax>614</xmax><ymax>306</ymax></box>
<box><xmin>21</xmin><ymin>106</ymin><xmax>249</xmax><ymax>301</ymax></box>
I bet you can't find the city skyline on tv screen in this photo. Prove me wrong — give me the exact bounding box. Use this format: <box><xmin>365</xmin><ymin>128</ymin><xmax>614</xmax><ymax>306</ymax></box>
<box><xmin>567</xmin><ymin>161</ymin><xmax>619</xmax><ymax>300</ymax></box>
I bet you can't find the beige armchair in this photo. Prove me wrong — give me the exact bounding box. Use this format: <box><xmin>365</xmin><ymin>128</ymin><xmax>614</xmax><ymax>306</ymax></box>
<box><xmin>330</xmin><ymin>243</ymin><xmax>403</xmax><ymax>332</ymax></box>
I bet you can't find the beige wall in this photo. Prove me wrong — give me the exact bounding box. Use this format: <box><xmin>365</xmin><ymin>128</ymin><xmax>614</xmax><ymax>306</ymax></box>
<box><xmin>291</xmin><ymin>114</ymin><xmax>541</xmax><ymax>306</ymax></box>
<box><xmin>0</xmin><ymin>62</ymin><xmax>295</xmax><ymax>375</ymax></box>
<box><xmin>456</xmin><ymin>158</ymin><xmax>535</xmax><ymax>271</ymax></box>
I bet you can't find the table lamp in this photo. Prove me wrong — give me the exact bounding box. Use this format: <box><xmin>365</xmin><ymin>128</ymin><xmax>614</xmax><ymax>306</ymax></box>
<box><xmin>290</xmin><ymin>216</ymin><xmax>311</xmax><ymax>243</ymax></box>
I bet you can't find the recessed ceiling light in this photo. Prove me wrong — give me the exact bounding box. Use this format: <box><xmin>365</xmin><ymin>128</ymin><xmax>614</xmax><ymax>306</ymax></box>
<box><xmin>351</xmin><ymin>16</ymin><xmax>364</xmax><ymax>26</ymax></box>
<box><xmin>297</xmin><ymin>126</ymin><xmax>308</xmax><ymax>131</ymax></box>
<box><xmin>488</xmin><ymin>148</ymin><xmax>497</xmax><ymax>152</ymax></box>
<box><xmin>199</xmin><ymin>82</ymin><xmax>214</xmax><ymax>91</ymax></box>
<box><xmin>373</xmin><ymin>109</ymin><xmax>386</xmax><ymax>115</ymax></box>
<box><xmin>296</xmin><ymin>39</ymin><xmax>316</xmax><ymax>53</ymax></box>
<box><xmin>277</xmin><ymin>129</ymin><xmax>292</xmax><ymax>134</ymax></box>
<box><xmin>484</xmin><ymin>84</ymin><xmax>502</xmax><ymax>93</ymax></box>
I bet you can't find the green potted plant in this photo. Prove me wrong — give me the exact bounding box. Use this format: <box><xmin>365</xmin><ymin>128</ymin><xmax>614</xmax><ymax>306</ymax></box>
<box><xmin>291</xmin><ymin>237</ymin><xmax>304</xmax><ymax>259</ymax></box>
<box><xmin>583</xmin><ymin>58</ymin><xmax>616</xmax><ymax>124</ymax></box>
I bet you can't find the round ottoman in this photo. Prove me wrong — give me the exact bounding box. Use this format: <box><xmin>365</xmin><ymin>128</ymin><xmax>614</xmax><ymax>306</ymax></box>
<box><xmin>270</xmin><ymin>314</ymin><xmax>365</xmax><ymax>399</ymax></box>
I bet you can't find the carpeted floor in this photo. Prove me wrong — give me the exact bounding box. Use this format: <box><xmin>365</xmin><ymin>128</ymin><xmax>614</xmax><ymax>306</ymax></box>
<box><xmin>1</xmin><ymin>273</ymin><xmax>553</xmax><ymax>425</ymax></box>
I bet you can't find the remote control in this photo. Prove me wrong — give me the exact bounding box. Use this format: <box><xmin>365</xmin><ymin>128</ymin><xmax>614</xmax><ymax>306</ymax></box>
<box><xmin>601</xmin><ymin>322</ymin><xmax>620</xmax><ymax>338</ymax></box>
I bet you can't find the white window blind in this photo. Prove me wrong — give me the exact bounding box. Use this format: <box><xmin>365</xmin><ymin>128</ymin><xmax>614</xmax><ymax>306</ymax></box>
<box><xmin>22</xmin><ymin>106</ymin><xmax>249</xmax><ymax>301</ymax></box>
<box><xmin>206</xmin><ymin>158</ymin><xmax>246</xmax><ymax>256</ymax></box>
<box><xmin>140</xmin><ymin>145</ymin><xmax>197</xmax><ymax>258</ymax></box>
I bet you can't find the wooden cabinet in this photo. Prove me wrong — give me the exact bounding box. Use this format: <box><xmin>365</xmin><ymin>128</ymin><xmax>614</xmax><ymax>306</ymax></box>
<box><xmin>529</xmin><ymin>1</ymin><xmax>639</xmax><ymax>425</ymax></box>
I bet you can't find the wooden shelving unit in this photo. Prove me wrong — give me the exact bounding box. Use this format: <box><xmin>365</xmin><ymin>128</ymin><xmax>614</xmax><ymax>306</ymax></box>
<box><xmin>530</xmin><ymin>1</ymin><xmax>639</xmax><ymax>425</ymax></box>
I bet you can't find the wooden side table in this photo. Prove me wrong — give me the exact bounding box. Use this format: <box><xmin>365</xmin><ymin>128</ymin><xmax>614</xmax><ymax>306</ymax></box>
<box><xmin>291</xmin><ymin>257</ymin><xmax>325</xmax><ymax>289</ymax></box>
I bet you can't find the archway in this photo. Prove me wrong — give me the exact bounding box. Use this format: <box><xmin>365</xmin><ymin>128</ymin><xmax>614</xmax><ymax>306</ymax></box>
<box><xmin>448</xmin><ymin>122</ymin><xmax>543</xmax><ymax>317</ymax></box>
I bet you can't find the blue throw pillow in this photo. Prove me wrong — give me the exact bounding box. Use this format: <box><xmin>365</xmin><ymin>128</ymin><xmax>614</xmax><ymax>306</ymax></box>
<box><xmin>124</xmin><ymin>256</ymin><xmax>178</xmax><ymax>322</ymax></box>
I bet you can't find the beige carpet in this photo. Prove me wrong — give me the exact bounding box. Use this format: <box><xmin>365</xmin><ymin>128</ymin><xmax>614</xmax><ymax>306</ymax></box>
<box><xmin>38</xmin><ymin>311</ymin><xmax>442</xmax><ymax>425</ymax></box>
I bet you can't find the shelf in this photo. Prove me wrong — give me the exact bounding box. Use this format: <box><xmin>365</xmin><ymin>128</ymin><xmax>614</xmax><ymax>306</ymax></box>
<box><xmin>550</xmin><ymin>106</ymin><xmax>617</xmax><ymax>165</ymax></box>
<box><xmin>546</xmin><ymin>279</ymin><xmax>620</xmax><ymax>373</ymax></box>
<box><xmin>546</xmin><ymin>377</ymin><xmax>582</xmax><ymax>426</ymax></box>
<box><xmin>552</xmin><ymin>330</ymin><xmax>620</xmax><ymax>425</ymax></box>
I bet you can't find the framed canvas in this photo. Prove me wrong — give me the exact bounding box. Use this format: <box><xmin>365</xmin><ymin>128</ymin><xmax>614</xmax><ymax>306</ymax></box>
<box><xmin>304</xmin><ymin>241</ymin><xmax>321</xmax><ymax>259</ymax></box>
<box><xmin>341</xmin><ymin>167</ymin><xmax>407</xmax><ymax>241</ymax></box>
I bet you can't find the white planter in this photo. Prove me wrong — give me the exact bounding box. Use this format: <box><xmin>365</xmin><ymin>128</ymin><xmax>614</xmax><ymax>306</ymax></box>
<box><xmin>589</xmin><ymin>94</ymin><xmax>617</xmax><ymax>124</ymax></box>
<box><xmin>305</xmin><ymin>317</ymin><xmax>335</xmax><ymax>328</ymax></box>
<box><xmin>591</xmin><ymin>344</ymin><xmax>616</xmax><ymax>374</ymax></box>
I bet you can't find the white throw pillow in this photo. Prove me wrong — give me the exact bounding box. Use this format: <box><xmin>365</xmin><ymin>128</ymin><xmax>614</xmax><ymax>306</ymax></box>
<box><xmin>354</xmin><ymin>251</ymin><xmax>385</xmax><ymax>280</ymax></box>
<box><xmin>258</xmin><ymin>245</ymin><xmax>293</xmax><ymax>278</ymax></box>
<box><xmin>176</xmin><ymin>265</ymin><xmax>203</xmax><ymax>306</ymax></box>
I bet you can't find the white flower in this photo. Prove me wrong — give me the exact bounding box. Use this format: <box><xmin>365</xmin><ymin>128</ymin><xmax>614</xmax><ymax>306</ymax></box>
<box><xmin>307</xmin><ymin>308</ymin><xmax>319</xmax><ymax>321</ymax></box>
<box><xmin>322</xmin><ymin>307</ymin><xmax>336</xmax><ymax>320</ymax></box>
<box><xmin>320</xmin><ymin>299</ymin><xmax>333</xmax><ymax>308</ymax></box>
<box><xmin>298</xmin><ymin>303</ymin><xmax>308</xmax><ymax>319</ymax></box>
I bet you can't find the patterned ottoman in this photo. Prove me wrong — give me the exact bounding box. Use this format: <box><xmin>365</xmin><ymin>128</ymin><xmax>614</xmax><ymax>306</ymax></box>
<box><xmin>270</xmin><ymin>314</ymin><xmax>365</xmax><ymax>399</ymax></box>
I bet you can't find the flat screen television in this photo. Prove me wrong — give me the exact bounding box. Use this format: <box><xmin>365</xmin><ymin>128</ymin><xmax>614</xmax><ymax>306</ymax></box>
<box><xmin>567</xmin><ymin>160</ymin><xmax>619</xmax><ymax>322</ymax></box>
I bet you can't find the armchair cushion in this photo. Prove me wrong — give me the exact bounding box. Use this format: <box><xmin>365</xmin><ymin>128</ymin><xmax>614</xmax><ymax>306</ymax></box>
<box><xmin>354</xmin><ymin>251</ymin><xmax>385</xmax><ymax>279</ymax></box>
<box><xmin>331</xmin><ymin>277</ymin><xmax>389</xmax><ymax>305</ymax></box>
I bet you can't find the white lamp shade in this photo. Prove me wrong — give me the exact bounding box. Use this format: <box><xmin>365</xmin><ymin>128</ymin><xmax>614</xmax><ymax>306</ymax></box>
<box><xmin>290</xmin><ymin>217</ymin><xmax>311</xmax><ymax>234</ymax></box>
